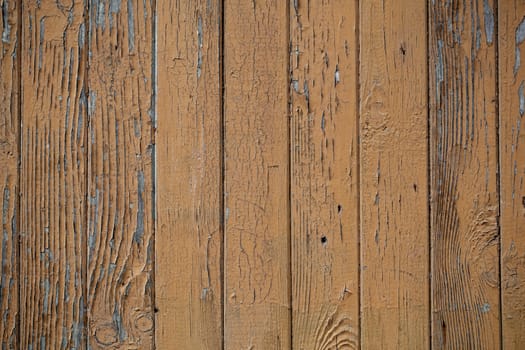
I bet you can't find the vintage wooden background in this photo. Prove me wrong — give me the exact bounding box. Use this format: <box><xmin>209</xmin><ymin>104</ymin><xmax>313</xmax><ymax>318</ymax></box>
<box><xmin>0</xmin><ymin>0</ymin><xmax>524</xmax><ymax>349</ymax></box>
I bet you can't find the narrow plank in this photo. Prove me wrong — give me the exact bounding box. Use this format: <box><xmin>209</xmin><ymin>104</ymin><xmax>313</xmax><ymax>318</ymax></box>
<box><xmin>20</xmin><ymin>0</ymin><xmax>87</xmax><ymax>348</ymax></box>
<box><xmin>359</xmin><ymin>0</ymin><xmax>429</xmax><ymax>348</ymax></box>
<box><xmin>499</xmin><ymin>1</ymin><xmax>525</xmax><ymax>347</ymax></box>
<box><xmin>223</xmin><ymin>0</ymin><xmax>290</xmax><ymax>348</ymax></box>
<box><xmin>0</xmin><ymin>0</ymin><xmax>19</xmax><ymax>347</ymax></box>
<box><xmin>87</xmin><ymin>0</ymin><xmax>155</xmax><ymax>348</ymax></box>
<box><xmin>156</xmin><ymin>0</ymin><xmax>223</xmax><ymax>348</ymax></box>
<box><xmin>290</xmin><ymin>0</ymin><xmax>359</xmax><ymax>348</ymax></box>
<box><xmin>429</xmin><ymin>0</ymin><xmax>500</xmax><ymax>348</ymax></box>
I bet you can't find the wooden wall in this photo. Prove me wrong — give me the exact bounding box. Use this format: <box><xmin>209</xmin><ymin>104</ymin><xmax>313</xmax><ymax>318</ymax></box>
<box><xmin>0</xmin><ymin>0</ymin><xmax>524</xmax><ymax>348</ymax></box>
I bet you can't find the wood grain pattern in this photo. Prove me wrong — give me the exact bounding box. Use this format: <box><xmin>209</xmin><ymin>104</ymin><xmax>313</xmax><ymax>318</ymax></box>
<box><xmin>0</xmin><ymin>0</ymin><xmax>19</xmax><ymax>348</ymax></box>
<box><xmin>20</xmin><ymin>0</ymin><xmax>87</xmax><ymax>348</ymax></box>
<box><xmin>223</xmin><ymin>0</ymin><xmax>290</xmax><ymax>348</ymax></box>
<box><xmin>499</xmin><ymin>1</ymin><xmax>525</xmax><ymax>347</ymax></box>
<box><xmin>156</xmin><ymin>0</ymin><xmax>223</xmax><ymax>348</ymax></box>
<box><xmin>290</xmin><ymin>0</ymin><xmax>359</xmax><ymax>348</ymax></box>
<box><xmin>87</xmin><ymin>0</ymin><xmax>155</xmax><ymax>348</ymax></box>
<box><xmin>429</xmin><ymin>0</ymin><xmax>500</xmax><ymax>348</ymax></box>
<box><xmin>359</xmin><ymin>0</ymin><xmax>429</xmax><ymax>348</ymax></box>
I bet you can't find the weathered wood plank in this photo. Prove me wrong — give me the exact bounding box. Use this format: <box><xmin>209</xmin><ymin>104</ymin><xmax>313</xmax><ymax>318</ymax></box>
<box><xmin>0</xmin><ymin>0</ymin><xmax>19</xmax><ymax>347</ymax></box>
<box><xmin>223</xmin><ymin>0</ymin><xmax>290</xmax><ymax>348</ymax></box>
<box><xmin>156</xmin><ymin>0</ymin><xmax>223</xmax><ymax>348</ymax></box>
<box><xmin>429</xmin><ymin>0</ymin><xmax>500</xmax><ymax>348</ymax></box>
<box><xmin>290</xmin><ymin>0</ymin><xmax>359</xmax><ymax>348</ymax></box>
<box><xmin>499</xmin><ymin>1</ymin><xmax>525</xmax><ymax>347</ymax></box>
<box><xmin>359</xmin><ymin>0</ymin><xmax>429</xmax><ymax>348</ymax></box>
<box><xmin>20</xmin><ymin>1</ymin><xmax>87</xmax><ymax>348</ymax></box>
<box><xmin>87</xmin><ymin>0</ymin><xmax>155</xmax><ymax>348</ymax></box>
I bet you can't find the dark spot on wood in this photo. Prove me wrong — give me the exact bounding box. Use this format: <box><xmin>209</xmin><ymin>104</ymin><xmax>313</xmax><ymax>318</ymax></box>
<box><xmin>154</xmin><ymin>307</ymin><xmax>159</xmax><ymax>313</ymax></box>
<box><xmin>321</xmin><ymin>236</ymin><xmax>327</xmax><ymax>245</ymax></box>
<box><xmin>337</xmin><ymin>204</ymin><xmax>342</xmax><ymax>213</ymax></box>
<box><xmin>413</xmin><ymin>184</ymin><xmax>417</xmax><ymax>192</ymax></box>
<box><xmin>522</xmin><ymin>196</ymin><xmax>525</xmax><ymax>208</ymax></box>
<box><xmin>400</xmin><ymin>43</ymin><xmax>406</xmax><ymax>56</ymax></box>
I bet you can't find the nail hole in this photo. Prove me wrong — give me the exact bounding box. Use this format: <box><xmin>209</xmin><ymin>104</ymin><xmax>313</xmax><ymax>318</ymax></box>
<box><xmin>321</xmin><ymin>236</ymin><xmax>327</xmax><ymax>244</ymax></box>
<box><xmin>337</xmin><ymin>204</ymin><xmax>342</xmax><ymax>213</ymax></box>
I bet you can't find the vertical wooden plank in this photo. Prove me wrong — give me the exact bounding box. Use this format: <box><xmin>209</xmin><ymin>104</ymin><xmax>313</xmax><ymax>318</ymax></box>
<box><xmin>223</xmin><ymin>0</ymin><xmax>290</xmax><ymax>348</ymax></box>
<box><xmin>499</xmin><ymin>1</ymin><xmax>525</xmax><ymax>347</ymax></box>
<box><xmin>0</xmin><ymin>0</ymin><xmax>19</xmax><ymax>347</ymax></box>
<box><xmin>359</xmin><ymin>0</ymin><xmax>429</xmax><ymax>348</ymax></box>
<box><xmin>20</xmin><ymin>0</ymin><xmax>87</xmax><ymax>348</ymax></box>
<box><xmin>156</xmin><ymin>0</ymin><xmax>223</xmax><ymax>348</ymax></box>
<box><xmin>430</xmin><ymin>0</ymin><xmax>500</xmax><ymax>348</ymax></box>
<box><xmin>87</xmin><ymin>0</ymin><xmax>154</xmax><ymax>348</ymax></box>
<box><xmin>290</xmin><ymin>0</ymin><xmax>359</xmax><ymax>348</ymax></box>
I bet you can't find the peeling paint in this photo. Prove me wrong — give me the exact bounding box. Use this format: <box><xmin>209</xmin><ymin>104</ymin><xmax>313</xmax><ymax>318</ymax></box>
<box><xmin>39</xmin><ymin>17</ymin><xmax>45</xmax><ymax>70</ymax></box>
<box><xmin>78</xmin><ymin>22</ymin><xmax>85</xmax><ymax>48</ymax></box>
<box><xmin>334</xmin><ymin>65</ymin><xmax>340</xmax><ymax>85</ymax></box>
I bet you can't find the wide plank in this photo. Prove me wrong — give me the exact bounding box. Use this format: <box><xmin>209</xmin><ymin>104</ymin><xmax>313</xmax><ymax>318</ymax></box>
<box><xmin>0</xmin><ymin>0</ymin><xmax>19</xmax><ymax>347</ymax></box>
<box><xmin>359</xmin><ymin>0</ymin><xmax>429</xmax><ymax>348</ymax></box>
<box><xmin>223</xmin><ymin>0</ymin><xmax>291</xmax><ymax>348</ymax></box>
<box><xmin>87</xmin><ymin>0</ymin><xmax>155</xmax><ymax>348</ymax></box>
<box><xmin>429</xmin><ymin>0</ymin><xmax>500</xmax><ymax>348</ymax></box>
<box><xmin>156</xmin><ymin>0</ymin><xmax>223</xmax><ymax>348</ymax></box>
<box><xmin>499</xmin><ymin>0</ymin><xmax>525</xmax><ymax>347</ymax></box>
<box><xmin>20</xmin><ymin>1</ymin><xmax>87</xmax><ymax>348</ymax></box>
<box><xmin>290</xmin><ymin>0</ymin><xmax>359</xmax><ymax>348</ymax></box>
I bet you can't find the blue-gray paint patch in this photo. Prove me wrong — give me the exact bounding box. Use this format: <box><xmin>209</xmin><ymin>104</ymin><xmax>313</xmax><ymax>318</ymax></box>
<box><xmin>516</xmin><ymin>18</ymin><xmax>525</xmax><ymax>76</ymax></box>
<box><xmin>43</xmin><ymin>278</ymin><xmax>50</xmax><ymax>314</ymax></box>
<box><xmin>483</xmin><ymin>0</ymin><xmax>494</xmax><ymax>44</ymax></box>
<box><xmin>39</xmin><ymin>17</ymin><xmax>45</xmax><ymax>69</ymax></box>
<box><xmin>1</xmin><ymin>0</ymin><xmax>10</xmax><ymax>43</ymax></box>
<box><xmin>127</xmin><ymin>0</ymin><xmax>135</xmax><ymax>51</ymax></box>
<box><xmin>78</xmin><ymin>22</ymin><xmax>85</xmax><ymax>48</ymax></box>
<box><xmin>518</xmin><ymin>80</ymin><xmax>525</xmax><ymax>117</ymax></box>
<box><xmin>109</xmin><ymin>0</ymin><xmax>121</xmax><ymax>29</ymax></box>
<box><xmin>480</xmin><ymin>303</ymin><xmax>490</xmax><ymax>313</ymax></box>
<box><xmin>334</xmin><ymin>65</ymin><xmax>340</xmax><ymax>85</ymax></box>
<box><xmin>133</xmin><ymin>171</ymin><xmax>145</xmax><ymax>244</ymax></box>
<box><xmin>113</xmin><ymin>305</ymin><xmax>127</xmax><ymax>341</ymax></box>
<box><xmin>197</xmin><ymin>15</ymin><xmax>203</xmax><ymax>78</ymax></box>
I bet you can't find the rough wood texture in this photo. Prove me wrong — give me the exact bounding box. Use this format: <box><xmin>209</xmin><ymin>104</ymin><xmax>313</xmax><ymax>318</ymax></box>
<box><xmin>0</xmin><ymin>0</ymin><xmax>19</xmax><ymax>347</ymax></box>
<box><xmin>430</xmin><ymin>0</ymin><xmax>500</xmax><ymax>348</ymax></box>
<box><xmin>359</xmin><ymin>0</ymin><xmax>429</xmax><ymax>348</ymax></box>
<box><xmin>223</xmin><ymin>0</ymin><xmax>290</xmax><ymax>348</ymax></box>
<box><xmin>499</xmin><ymin>1</ymin><xmax>525</xmax><ymax>347</ymax></box>
<box><xmin>20</xmin><ymin>1</ymin><xmax>87</xmax><ymax>348</ymax></box>
<box><xmin>87</xmin><ymin>0</ymin><xmax>155</xmax><ymax>348</ymax></box>
<box><xmin>290</xmin><ymin>0</ymin><xmax>359</xmax><ymax>348</ymax></box>
<box><xmin>156</xmin><ymin>0</ymin><xmax>223</xmax><ymax>348</ymax></box>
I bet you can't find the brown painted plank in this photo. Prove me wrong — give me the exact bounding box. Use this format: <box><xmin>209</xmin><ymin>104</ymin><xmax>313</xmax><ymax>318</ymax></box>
<box><xmin>499</xmin><ymin>1</ymin><xmax>525</xmax><ymax>347</ymax></box>
<box><xmin>429</xmin><ymin>0</ymin><xmax>500</xmax><ymax>348</ymax></box>
<box><xmin>290</xmin><ymin>0</ymin><xmax>359</xmax><ymax>348</ymax></box>
<box><xmin>0</xmin><ymin>0</ymin><xmax>19</xmax><ymax>347</ymax></box>
<box><xmin>20</xmin><ymin>0</ymin><xmax>87</xmax><ymax>348</ymax></box>
<box><xmin>359</xmin><ymin>0</ymin><xmax>429</xmax><ymax>348</ymax></box>
<box><xmin>155</xmin><ymin>0</ymin><xmax>223</xmax><ymax>348</ymax></box>
<box><xmin>223</xmin><ymin>0</ymin><xmax>290</xmax><ymax>348</ymax></box>
<box><xmin>86</xmin><ymin>0</ymin><xmax>154</xmax><ymax>348</ymax></box>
